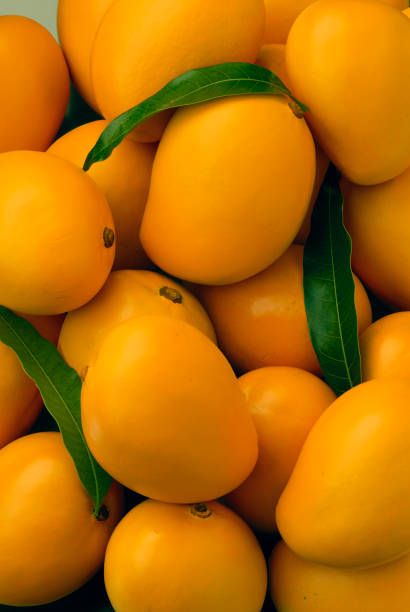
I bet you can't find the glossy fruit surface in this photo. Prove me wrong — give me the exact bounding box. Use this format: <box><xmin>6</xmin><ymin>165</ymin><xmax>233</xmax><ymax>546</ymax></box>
<box><xmin>49</xmin><ymin>120</ymin><xmax>155</xmax><ymax>270</ymax></box>
<box><xmin>360</xmin><ymin>312</ymin><xmax>410</xmax><ymax>381</ymax></box>
<box><xmin>256</xmin><ymin>43</ymin><xmax>289</xmax><ymax>85</ymax></box>
<box><xmin>226</xmin><ymin>367</ymin><xmax>335</xmax><ymax>532</ymax></box>
<box><xmin>91</xmin><ymin>0</ymin><xmax>265</xmax><ymax>141</ymax></box>
<box><xmin>286</xmin><ymin>0</ymin><xmax>410</xmax><ymax>184</ymax></box>
<box><xmin>141</xmin><ymin>97</ymin><xmax>315</xmax><ymax>285</ymax></box>
<box><xmin>295</xmin><ymin>145</ymin><xmax>329</xmax><ymax>244</ymax></box>
<box><xmin>276</xmin><ymin>379</ymin><xmax>410</xmax><ymax>568</ymax></box>
<box><xmin>271</xmin><ymin>541</ymin><xmax>410</xmax><ymax>612</ymax></box>
<box><xmin>105</xmin><ymin>499</ymin><xmax>267</xmax><ymax>612</ymax></box>
<box><xmin>0</xmin><ymin>15</ymin><xmax>69</xmax><ymax>153</ymax></box>
<box><xmin>0</xmin><ymin>151</ymin><xmax>115</xmax><ymax>315</ymax></box>
<box><xmin>0</xmin><ymin>432</ymin><xmax>123</xmax><ymax>606</ymax></box>
<box><xmin>82</xmin><ymin>316</ymin><xmax>257</xmax><ymax>502</ymax></box>
<box><xmin>196</xmin><ymin>245</ymin><xmax>372</xmax><ymax>373</ymax></box>
<box><xmin>59</xmin><ymin>269</ymin><xmax>216</xmax><ymax>378</ymax></box>
<box><xmin>344</xmin><ymin>166</ymin><xmax>410</xmax><ymax>309</ymax></box>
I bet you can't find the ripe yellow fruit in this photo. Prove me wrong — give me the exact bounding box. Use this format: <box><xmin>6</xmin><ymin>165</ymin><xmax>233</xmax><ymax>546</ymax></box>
<box><xmin>196</xmin><ymin>245</ymin><xmax>372</xmax><ymax>373</ymax></box>
<box><xmin>295</xmin><ymin>146</ymin><xmax>329</xmax><ymax>244</ymax></box>
<box><xmin>82</xmin><ymin>316</ymin><xmax>257</xmax><ymax>502</ymax></box>
<box><xmin>91</xmin><ymin>0</ymin><xmax>266</xmax><ymax>141</ymax></box>
<box><xmin>59</xmin><ymin>269</ymin><xmax>216</xmax><ymax>378</ymax></box>
<box><xmin>48</xmin><ymin>120</ymin><xmax>155</xmax><ymax>270</ymax></box>
<box><xmin>141</xmin><ymin>97</ymin><xmax>315</xmax><ymax>285</ymax></box>
<box><xmin>405</xmin><ymin>7</ymin><xmax>410</xmax><ymax>15</ymax></box>
<box><xmin>276</xmin><ymin>379</ymin><xmax>410</xmax><ymax>568</ymax></box>
<box><xmin>0</xmin><ymin>314</ymin><xmax>63</xmax><ymax>448</ymax></box>
<box><xmin>286</xmin><ymin>0</ymin><xmax>410</xmax><ymax>185</ymax></box>
<box><xmin>57</xmin><ymin>0</ymin><xmax>114</xmax><ymax>109</ymax></box>
<box><xmin>256</xmin><ymin>44</ymin><xmax>289</xmax><ymax>85</ymax></box>
<box><xmin>360</xmin><ymin>312</ymin><xmax>410</xmax><ymax>381</ymax></box>
<box><xmin>344</xmin><ymin>166</ymin><xmax>410</xmax><ymax>309</ymax></box>
<box><xmin>270</xmin><ymin>541</ymin><xmax>410</xmax><ymax>612</ymax></box>
<box><xmin>0</xmin><ymin>15</ymin><xmax>69</xmax><ymax>153</ymax></box>
<box><xmin>105</xmin><ymin>499</ymin><xmax>267</xmax><ymax>612</ymax></box>
<box><xmin>226</xmin><ymin>367</ymin><xmax>335</xmax><ymax>532</ymax></box>
<box><xmin>0</xmin><ymin>151</ymin><xmax>115</xmax><ymax>315</ymax></box>
<box><xmin>0</xmin><ymin>432</ymin><xmax>123</xmax><ymax>606</ymax></box>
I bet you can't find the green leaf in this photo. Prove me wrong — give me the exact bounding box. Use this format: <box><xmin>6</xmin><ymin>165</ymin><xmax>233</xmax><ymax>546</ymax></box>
<box><xmin>83</xmin><ymin>62</ymin><xmax>308</xmax><ymax>171</ymax></box>
<box><xmin>303</xmin><ymin>165</ymin><xmax>362</xmax><ymax>396</ymax></box>
<box><xmin>0</xmin><ymin>307</ymin><xmax>111</xmax><ymax>514</ymax></box>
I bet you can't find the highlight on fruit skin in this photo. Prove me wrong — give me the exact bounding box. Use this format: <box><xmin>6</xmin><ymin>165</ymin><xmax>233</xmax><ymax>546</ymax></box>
<box><xmin>104</xmin><ymin>499</ymin><xmax>268</xmax><ymax>612</ymax></box>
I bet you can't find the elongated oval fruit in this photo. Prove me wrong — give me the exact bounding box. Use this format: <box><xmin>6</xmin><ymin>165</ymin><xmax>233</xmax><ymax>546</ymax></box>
<box><xmin>271</xmin><ymin>541</ymin><xmax>410</xmax><ymax>612</ymax></box>
<box><xmin>286</xmin><ymin>0</ymin><xmax>410</xmax><ymax>185</ymax></box>
<box><xmin>81</xmin><ymin>316</ymin><xmax>258</xmax><ymax>503</ymax></box>
<box><xmin>276</xmin><ymin>379</ymin><xmax>410</xmax><ymax>568</ymax></box>
<box><xmin>141</xmin><ymin>96</ymin><xmax>316</xmax><ymax>285</ymax></box>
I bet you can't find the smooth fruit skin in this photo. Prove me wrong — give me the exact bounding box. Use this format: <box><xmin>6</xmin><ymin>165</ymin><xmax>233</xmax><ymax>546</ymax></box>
<box><xmin>286</xmin><ymin>0</ymin><xmax>410</xmax><ymax>185</ymax></box>
<box><xmin>48</xmin><ymin>120</ymin><xmax>155</xmax><ymax>270</ymax></box>
<box><xmin>82</xmin><ymin>316</ymin><xmax>257</xmax><ymax>503</ymax></box>
<box><xmin>344</xmin><ymin>166</ymin><xmax>410</xmax><ymax>309</ymax></box>
<box><xmin>0</xmin><ymin>16</ymin><xmax>69</xmax><ymax>153</ymax></box>
<box><xmin>196</xmin><ymin>245</ymin><xmax>372</xmax><ymax>374</ymax></box>
<box><xmin>276</xmin><ymin>379</ymin><xmax>410</xmax><ymax>569</ymax></box>
<box><xmin>141</xmin><ymin>96</ymin><xmax>315</xmax><ymax>285</ymax></box>
<box><xmin>295</xmin><ymin>145</ymin><xmax>329</xmax><ymax>244</ymax></box>
<box><xmin>271</xmin><ymin>541</ymin><xmax>410</xmax><ymax>612</ymax></box>
<box><xmin>256</xmin><ymin>44</ymin><xmax>289</xmax><ymax>85</ymax></box>
<box><xmin>226</xmin><ymin>367</ymin><xmax>335</xmax><ymax>532</ymax></box>
<box><xmin>59</xmin><ymin>269</ymin><xmax>216</xmax><ymax>378</ymax></box>
<box><xmin>0</xmin><ymin>151</ymin><xmax>115</xmax><ymax>315</ymax></box>
<box><xmin>57</xmin><ymin>0</ymin><xmax>114</xmax><ymax>109</ymax></box>
<box><xmin>0</xmin><ymin>314</ymin><xmax>63</xmax><ymax>448</ymax></box>
<box><xmin>91</xmin><ymin>0</ymin><xmax>265</xmax><ymax>141</ymax></box>
<box><xmin>405</xmin><ymin>7</ymin><xmax>410</xmax><ymax>15</ymax></box>
<box><xmin>105</xmin><ymin>499</ymin><xmax>267</xmax><ymax>612</ymax></box>
<box><xmin>0</xmin><ymin>432</ymin><xmax>123</xmax><ymax>606</ymax></box>
<box><xmin>360</xmin><ymin>312</ymin><xmax>410</xmax><ymax>381</ymax></box>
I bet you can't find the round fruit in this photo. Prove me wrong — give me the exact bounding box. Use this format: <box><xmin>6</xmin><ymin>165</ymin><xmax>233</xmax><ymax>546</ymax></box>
<box><xmin>141</xmin><ymin>97</ymin><xmax>315</xmax><ymax>285</ymax></box>
<box><xmin>91</xmin><ymin>0</ymin><xmax>266</xmax><ymax>141</ymax></box>
<box><xmin>59</xmin><ymin>269</ymin><xmax>216</xmax><ymax>378</ymax></box>
<box><xmin>360</xmin><ymin>312</ymin><xmax>410</xmax><ymax>381</ymax></box>
<box><xmin>256</xmin><ymin>44</ymin><xmax>289</xmax><ymax>85</ymax></box>
<box><xmin>0</xmin><ymin>314</ymin><xmax>63</xmax><ymax>448</ymax></box>
<box><xmin>0</xmin><ymin>15</ymin><xmax>69</xmax><ymax>153</ymax></box>
<box><xmin>57</xmin><ymin>0</ymin><xmax>114</xmax><ymax>109</ymax></box>
<box><xmin>276</xmin><ymin>379</ymin><xmax>410</xmax><ymax>568</ymax></box>
<box><xmin>286</xmin><ymin>0</ymin><xmax>410</xmax><ymax>185</ymax></box>
<box><xmin>82</xmin><ymin>316</ymin><xmax>257</xmax><ymax>502</ymax></box>
<box><xmin>405</xmin><ymin>7</ymin><xmax>410</xmax><ymax>15</ymax></box>
<box><xmin>196</xmin><ymin>244</ymin><xmax>372</xmax><ymax>373</ymax></box>
<box><xmin>0</xmin><ymin>432</ymin><xmax>123</xmax><ymax>606</ymax></box>
<box><xmin>271</xmin><ymin>541</ymin><xmax>410</xmax><ymax>612</ymax></box>
<box><xmin>0</xmin><ymin>151</ymin><xmax>115</xmax><ymax>315</ymax></box>
<box><xmin>226</xmin><ymin>367</ymin><xmax>335</xmax><ymax>532</ymax></box>
<box><xmin>344</xmin><ymin>166</ymin><xmax>410</xmax><ymax>309</ymax></box>
<box><xmin>295</xmin><ymin>145</ymin><xmax>329</xmax><ymax>244</ymax></box>
<box><xmin>48</xmin><ymin>120</ymin><xmax>155</xmax><ymax>270</ymax></box>
<box><xmin>105</xmin><ymin>499</ymin><xmax>267</xmax><ymax>612</ymax></box>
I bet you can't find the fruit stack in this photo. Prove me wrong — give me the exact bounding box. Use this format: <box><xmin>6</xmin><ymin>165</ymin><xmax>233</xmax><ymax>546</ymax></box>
<box><xmin>0</xmin><ymin>0</ymin><xmax>409</xmax><ymax>610</ymax></box>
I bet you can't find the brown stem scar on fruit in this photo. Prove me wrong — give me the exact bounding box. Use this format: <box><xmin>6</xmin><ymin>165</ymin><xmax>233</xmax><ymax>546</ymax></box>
<box><xmin>191</xmin><ymin>503</ymin><xmax>212</xmax><ymax>519</ymax></box>
<box><xmin>159</xmin><ymin>286</ymin><xmax>183</xmax><ymax>304</ymax></box>
<box><xmin>103</xmin><ymin>227</ymin><xmax>115</xmax><ymax>248</ymax></box>
<box><xmin>95</xmin><ymin>505</ymin><xmax>110</xmax><ymax>522</ymax></box>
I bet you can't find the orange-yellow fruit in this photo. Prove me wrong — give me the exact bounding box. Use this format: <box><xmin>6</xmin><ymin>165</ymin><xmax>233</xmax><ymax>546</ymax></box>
<box><xmin>405</xmin><ymin>7</ymin><xmax>410</xmax><ymax>15</ymax></box>
<box><xmin>141</xmin><ymin>97</ymin><xmax>315</xmax><ymax>285</ymax></box>
<box><xmin>226</xmin><ymin>367</ymin><xmax>335</xmax><ymax>532</ymax></box>
<box><xmin>276</xmin><ymin>379</ymin><xmax>410</xmax><ymax>569</ymax></box>
<box><xmin>48</xmin><ymin>120</ymin><xmax>155</xmax><ymax>270</ymax></box>
<box><xmin>286</xmin><ymin>0</ymin><xmax>410</xmax><ymax>185</ymax></box>
<box><xmin>360</xmin><ymin>312</ymin><xmax>410</xmax><ymax>381</ymax></box>
<box><xmin>0</xmin><ymin>151</ymin><xmax>115</xmax><ymax>315</ymax></box>
<box><xmin>271</xmin><ymin>541</ymin><xmax>410</xmax><ymax>612</ymax></box>
<box><xmin>344</xmin><ymin>166</ymin><xmax>410</xmax><ymax>309</ymax></box>
<box><xmin>0</xmin><ymin>432</ymin><xmax>123</xmax><ymax>606</ymax></box>
<box><xmin>196</xmin><ymin>244</ymin><xmax>372</xmax><ymax>373</ymax></box>
<box><xmin>82</xmin><ymin>316</ymin><xmax>257</xmax><ymax>503</ymax></box>
<box><xmin>295</xmin><ymin>146</ymin><xmax>329</xmax><ymax>244</ymax></box>
<box><xmin>0</xmin><ymin>314</ymin><xmax>63</xmax><ymax>449</ymax></box>
<box><xmin>105</xmin><ymin>499</ymin><xmax>267</xmax><ymax>612</ymax></box>
<box><xmin>59</xmin><ymin>269</ymin><xmax>216</xmax><ymax>378</ymax></box>
<box><xmin>256</xmin><ymin>44</ymin><xmax>289</xmax><ymax>85</ymax></box>
<box><xmin>91</xmin><ymin>0</ymin><xmax>266</xmax><ymax>141</ymax></box>
<box><xmin>0</xmin><ymin>15</ymin><xmax>69</xmax><ymax>153</ymax></box>
<box><xmin>57</xmin><ymin>0</ymin><xmax>114</xmax><ymax>109</ymax></box>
